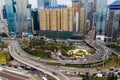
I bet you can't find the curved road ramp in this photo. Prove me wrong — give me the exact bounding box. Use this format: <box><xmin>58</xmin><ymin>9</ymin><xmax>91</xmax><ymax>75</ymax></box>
<box><xmin>8</xmin><ymin>40</ymin><xmax>69</xmax><ymax>80</ymax></box>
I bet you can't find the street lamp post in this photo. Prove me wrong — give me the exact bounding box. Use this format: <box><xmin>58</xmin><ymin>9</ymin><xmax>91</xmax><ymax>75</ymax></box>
<box><xmin>103</xmin><ymin>49</ymin><xmax>108</xmax><ymax>67</ymax></box>
<box><xmin>57</xmin><ymin>30</ymin><xmax>62</xmax><ymax>40</ymax></box>
<box><xmin>58</xmin><ymin>30</ymin><xmax>59</xmax><ymax>40</ymax></box>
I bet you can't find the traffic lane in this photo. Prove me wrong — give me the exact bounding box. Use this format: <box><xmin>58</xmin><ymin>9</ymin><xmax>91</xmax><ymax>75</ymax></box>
<box><xmin>2</xmin><ymin>70</ymin><xmax>29</xmax><ymax>79</ymax></box>
<box><xmin>9</xmin><ymin>41</ymin><xmax>68</xmax><ymax>80</ymax></box>
<box><xmin>14</xmin><ymin>44</ymin><xmax>68</xmax><ymax>80</ymax></box>
<box><xmin>10</xmin><ymin>45</ymin><xmax>59</xmax><ymax>80</ymax></box>
<box><xmin>0</xmin><ymin>71</ymin><xmax>24</xmax><ymax>80</ymax></box>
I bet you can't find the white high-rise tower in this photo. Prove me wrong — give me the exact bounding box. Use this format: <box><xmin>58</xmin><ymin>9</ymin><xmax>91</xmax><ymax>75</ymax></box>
<box><xmin>0</xmin><ymin>0</ymin><xmax>4</xmax><ymax>21</ymax></box>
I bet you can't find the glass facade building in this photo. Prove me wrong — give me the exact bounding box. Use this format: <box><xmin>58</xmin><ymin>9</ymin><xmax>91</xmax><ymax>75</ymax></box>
<box><xmin>37</xmin><ymin>0</ymin><xmax>57</xmax><ymax>8</ymax></box>
<box><xmin>95</xmin><ymin>0</ymin><xmax>107</xmax><ymax>35</ymax></box>
<box><xmin>32</xmin><ymin>9</ymin><xmax>39</xmax><ymax>31</ymax></box>
<box><xmin>50</xmin><ymin>0</ymin><xmax>57</xmax><ymax>6</ymax></box>
<box><xmin>16</xmin><ymin>0</ymin><xmax>31</xmax><ymax>36</ymax></box>
<box><xmin>112</xmin><ymin>11</ymin><xmax>120</xmax><ymax>41</ymax></box>
<box><xmin>107</xmin><ymin>0</ymin><xmax>120</xmax><ymax>41</ymax></box>
<box><xmin>0</xmin><ymin>0</ymin><xmax>4</xmax><ymax>21</ymax></box>
<box><xmin>5</xmin><ymin>0</ymin><xmax>16</xmax><ymax>33</ymax></box>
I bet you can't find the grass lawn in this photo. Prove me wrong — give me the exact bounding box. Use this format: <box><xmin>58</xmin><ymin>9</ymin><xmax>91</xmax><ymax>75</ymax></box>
<box><xmin>106</xmin><ymin>43</ymin><xmax>120</xmax><ymax>52</ymax></box>
<box><xmin>0</xmin><ymin>52</ymin><xmax>6</xmax><ymax>63</ymax></box>
<box><xmin>92</xmin><ymin>55</ymin><xmax>120</xmax><ymax>69</ymax></box>
<box><xmin>0</xmin><ymin>52</ymin><xmax>12</xmax><ymax>63</ymax></box>
<box><xmin>83</xmin><ymin>76</ymin><xmax>106</xmax><ymax>80</ymax></box>
<box><xmin>74</xmin><ymin>50</ymin><xmax>85</xmax><ymax>56</ymax></box>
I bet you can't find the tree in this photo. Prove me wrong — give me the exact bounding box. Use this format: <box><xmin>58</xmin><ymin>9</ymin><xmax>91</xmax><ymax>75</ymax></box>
<box><xmin>107</xmin><ymin>73</ymin><xmax>117</xmax><ymax>80</ymax></box>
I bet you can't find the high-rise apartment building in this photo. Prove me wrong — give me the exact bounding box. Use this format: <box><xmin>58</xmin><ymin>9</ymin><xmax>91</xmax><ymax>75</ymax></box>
<box><xmin>39</xmin><ymin>7</ymin><xmax>74</xmax><ymax>31</ymax></box>
<box><xmin>72</xmin><ymin>0</ymin><xmax>79</xmax><ymax>13</ymax></box>
<box><xmin>72</xmin><ymin>0</ymin><xmax>87</xmax><ymax>34</ymax></box>
<box><xmin>37</xmin><ymin>0</ymin><xmax>57</xmax><ymax>9</ymax></box>
<box><xmin>71</xmin><ymin>0</ymin><xmax>80</xmax><ymax>32</ymax></box>
<box><xmin>95</xmin><ymin>0</ymin><xmax>107</xmax><ymax>37</ymax></box>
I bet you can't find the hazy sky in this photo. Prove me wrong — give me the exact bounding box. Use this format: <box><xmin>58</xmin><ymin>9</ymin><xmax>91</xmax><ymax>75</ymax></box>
<box><xmin>29</xmin><ymin>0</ymin><xmax>116</xmax><ymax>8</ymax></box>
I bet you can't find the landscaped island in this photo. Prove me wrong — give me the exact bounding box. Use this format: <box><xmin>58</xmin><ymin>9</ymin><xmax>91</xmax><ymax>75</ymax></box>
<box><xmin>21</xmin><ymin>38</ymin><xmax>96</xmax><ymax>60</ymax></box>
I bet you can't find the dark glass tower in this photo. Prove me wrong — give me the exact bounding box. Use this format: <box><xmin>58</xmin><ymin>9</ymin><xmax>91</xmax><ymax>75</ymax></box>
<box><xmin>5</xmin><ymin>0</ymin><xmax>16</xmax><ymax>33</ymax></box>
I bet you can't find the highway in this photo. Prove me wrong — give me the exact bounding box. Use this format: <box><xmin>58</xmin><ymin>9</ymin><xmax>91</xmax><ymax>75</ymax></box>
<box><xmin>8</xmin><ymin>40</ymin><xmax>69</xmax><ymax>80</ymax></box>
<box><xmin>16</xmin><ymin>41</ymin><xmax>111</xmax><ymax>66</ymax></box>
<box><xmin>14</xmin><ymin>39</ymin><xmax>111</xmax><ymax>66</ymax></box>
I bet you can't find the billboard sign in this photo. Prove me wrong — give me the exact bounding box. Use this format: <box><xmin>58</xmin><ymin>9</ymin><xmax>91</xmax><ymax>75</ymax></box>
<box><xmin>44</xmin><ymin>5</ymin><xmax>67</xmax><ymax>9</ymax></box>
<box><xmin>110</xmin><ymin>5</ymin><xmax>120</xmax><ymax>10</ymax></box>
<box><xmin>71</xmin><ymin>0</ymin><xmax>78</xmax><ymax>2</ymax></box>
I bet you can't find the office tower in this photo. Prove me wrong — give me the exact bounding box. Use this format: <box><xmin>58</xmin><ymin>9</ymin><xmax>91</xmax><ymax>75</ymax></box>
<box><xmin>83</xmin><ymin>0</ymin><xmax>94</xmax><ymax>29</ymax></box>
<box><xmin>118</xmin><ymin>21</ymin><xmax>120</xmax><ymax>43</ymax></box>
<box><xmin>39</xmin><ymin>6</ymin><xmax>73</xmax><ymax>31</ymax></box>
<box><xmin>95</xmin><ymin>0</ymin><xmax>107</xmax><ymax>38</ymax></box>
<box><xmin>106</xmin><ymin>11</ymin><xmax>114</xmax><ymax>42</ymax></box>
<box><xmin>5</xmin><ymin>0</ymin><xmax>16</xmax><ymax>33</ymax></box>
<box><xmin>79</xmin><ymin>7</ymin><xmax>87</xmax><ymax>34</ymax></box>
<box><xmin>2</xmin><ymin>6</ymin><xmax>7</xmax><ymax>19</ymax></box>
<box><xmin>50</xmin><ymin>0</ymin><xmax>57</xmax><ymax>6</ymax></box>
<box><xmin>26</xmin><ymin>4</ymin><xmax>32</xmax><ymax>33</ymax></box>
<box><xmin>16</xmin><ymin>0</ymin><xmax>29</xmax><ymax>36</ymax></box>
<box><xmin>0</xmin><ymin>0</ymin><xmax>4</xmax><ymax>21</ymax></box>
<box><xmin>37</xmin><ymin>0</ymin><xmax>57</xmax><ymax>9</ymax></box>
<box><xmin>31</xmin><ymin>9</ymin><xmax>39</xmax><ymax>31</ymax></box>
<box><xmin>106</xmin><ymin>0</ymin><xmax>120</xmax><ymax>42</ymax></box>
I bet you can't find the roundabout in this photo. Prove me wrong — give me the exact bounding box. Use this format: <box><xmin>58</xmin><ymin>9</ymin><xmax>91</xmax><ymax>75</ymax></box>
<box><xmin>20</xmin><ymin>39</ymin><xmax>112</xmax><ymax>66</ymax></box>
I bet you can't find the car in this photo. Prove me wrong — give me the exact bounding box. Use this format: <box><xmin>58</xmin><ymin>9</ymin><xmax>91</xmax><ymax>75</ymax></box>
<box><xmin>35</xmin><ymin>65</ymin><xmax>40</xmax><ymax>67</ymax></box>
<box><xmin>109</xmin><ymin>67</ymin><xmax>114</xmax><ymax>71</ymax></box>
<box><xmin>37</xmin><ymin>57</ymin><xmax>41</xmax><ymax>60</ymax></box>
<box><xmin>118</xmin><ymin>72</ymin><xmax>120</xmax><ymax>76</ymax></box>
<box><xmin>92</xmin><ymin>73</ymin><xmax>97</xmax><ymax>76</ymax></box>
<box><xmin>52</xmin><ymin>72</ymin><xmax>57</xmax><ymax>75</ymax></box>
<box><xmin>114</xmin><ymin>69</ymin><xmax>118</xmax><ymax>72</ymax></box>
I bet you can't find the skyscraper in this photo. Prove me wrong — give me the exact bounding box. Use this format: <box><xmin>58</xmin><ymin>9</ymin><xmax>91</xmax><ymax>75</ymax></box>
<box><xmin>37</xmin><ymin>0</ymin><xmax>57</xmax><ymax>9</ymax></box>
<box><xmin>79</xmin><ymin>7</ymin><xmax>87</xmax><ymax>34</ymax></box>
<box><xmin>31</xmin><ymin>9</ymin><xmax>40</xmax><ymax>31</ymax></box>
<box><xmin>0</xmin><ymin>0</ymin><xmax>4</xmax><ymax>21</ymax></box>
<box><xmin>16</xmin><ymin>0</ymin><xmax>32</xmax><ymax>36</ymax></box>
<box><xmin>26</xmin><ymin>4</ymin><xmax>32</xmax><ymax>33</ymax></box>
<box><xmin>50</xmin><ymin>0</ymin><xmax>57</xmax><ymax>6</ymax></box>
<box><xmin>72</xmin><ymin>0</ymin><xmax>79</xmax><ymax>13</ymax></box>
<box><xmin>2</xmin><ymin>6</ymin><xmax>7</xmax><ymax>19</ymax></box>
<box><xmin>95</xmin><ymin>0</ymin><xmax>107</xmax><ymax>38</ymax></box>
<box><xmin>72</xmin><ymin>0</ymin><xmax>80</xmax><ymax>32</ymax></box>
<box><xmin>106</xmin><ymin>0</ymin><xmax>120</xmax><ymax>41</ymax></box>
<box><xmin>5</xmin><ymin>0</ymin><xmax>16</xmax><ymax>33</ymax></box>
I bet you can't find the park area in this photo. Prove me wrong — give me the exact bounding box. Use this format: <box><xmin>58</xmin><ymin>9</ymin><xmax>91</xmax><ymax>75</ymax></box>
<box><xmin>0</xmin><ymin>43</ymin><xmax>12</xmax><ymax>64</ymax></box>
<box><xmin>21</xmin><ymin>39</ymin><xmax>96</xmax><ymax>60</ymax></box>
